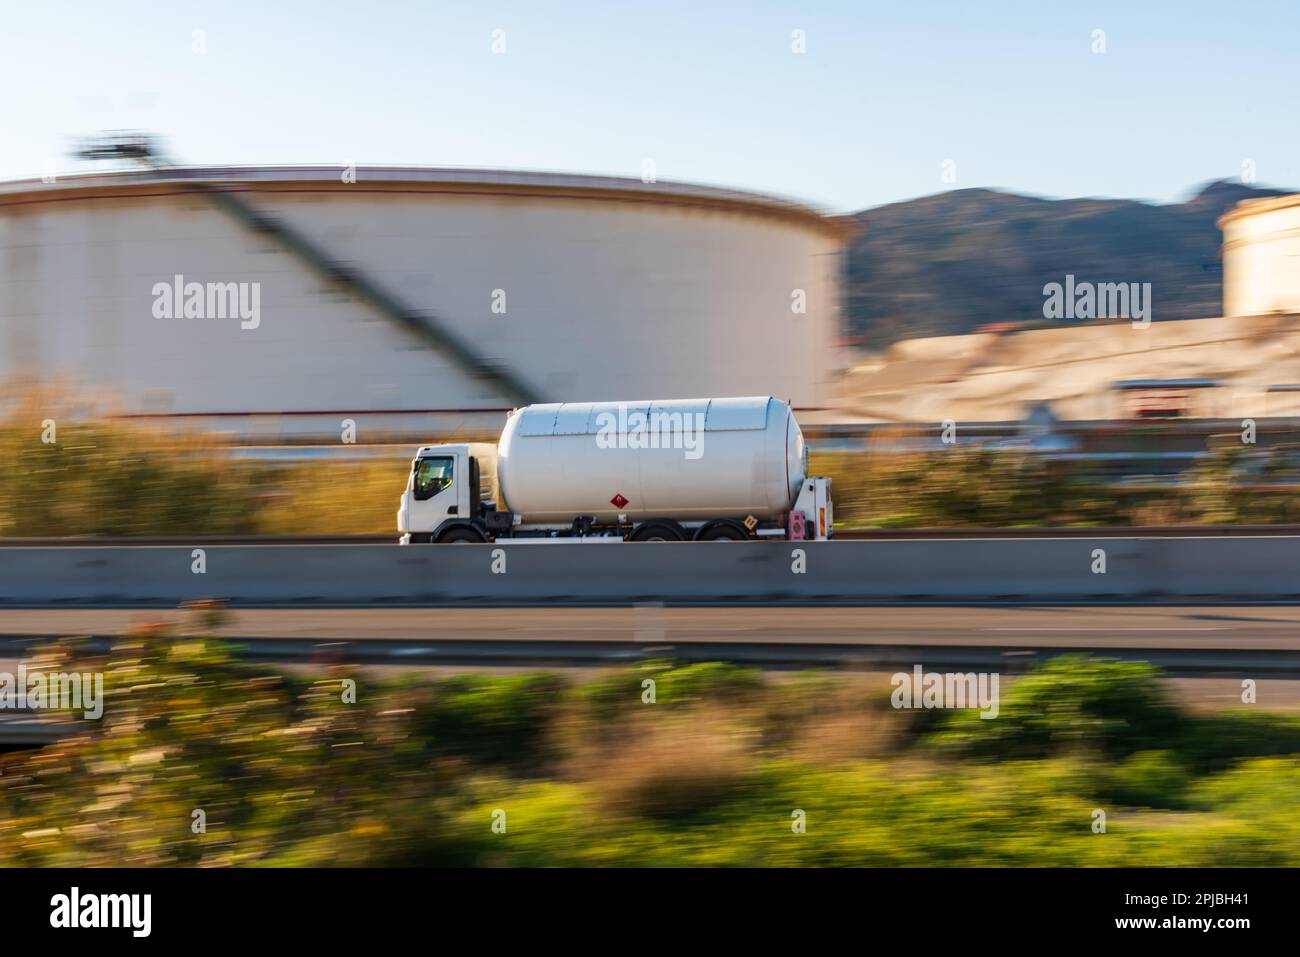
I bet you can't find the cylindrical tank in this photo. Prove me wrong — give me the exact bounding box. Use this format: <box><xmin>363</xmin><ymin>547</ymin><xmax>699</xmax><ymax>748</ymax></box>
<box><xmin>0</xmin><ymin>167</ymin><xmax>843</xmax><ymax>441</ymax></box>
<box><xmin>1220</xmin><ymin>193</ymin><xmax>1300</xmax><ymax>318</ymax></box>
<box><xmin>495</xmin><ymin>396</ymin><xmax>807</xmax><ymax>524</ymax></box>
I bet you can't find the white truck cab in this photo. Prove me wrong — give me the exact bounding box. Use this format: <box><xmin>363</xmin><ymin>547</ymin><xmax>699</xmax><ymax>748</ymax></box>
<box><xmin>397</xmin><ymin>444</ymin><xmax>502</xmax><ymax>544</ymax></box>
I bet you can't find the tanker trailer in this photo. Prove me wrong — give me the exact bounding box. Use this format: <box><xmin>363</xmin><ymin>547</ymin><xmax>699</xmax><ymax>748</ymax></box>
<box><xmin>397</xmin><ymin>396</ymin><xmax>833</xmax><ymax>543</ymax></box>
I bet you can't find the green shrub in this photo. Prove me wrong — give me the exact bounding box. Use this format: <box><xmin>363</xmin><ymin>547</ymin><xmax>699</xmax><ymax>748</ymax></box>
<box><xmin>1108</xmin><ymin>750</ymin><xmax>1192</xmax><ymax>809</ymax></box>
<box><xmin>576</xmin><ymin>660</ymin><xmax>763</xmax><ymax>724</ymax></box>
<box><xmin>928</xmin><ymin>656</ymin><xmax>1184</xmax><ymax>759</ymax></box>
<box><xmin>1191</xmin><ymin>757</ymin><xmax>1300</xmax><ymax>812</ymax></box>
<box><xmin>411</xmin><ymin>672</ymin><xmax>569</xmax><ymax>770</ymax></box>
<box><xmin>1179</xmin><ymin>710</ymin><xmax>1300</xmax><ymax>773</ymax></box>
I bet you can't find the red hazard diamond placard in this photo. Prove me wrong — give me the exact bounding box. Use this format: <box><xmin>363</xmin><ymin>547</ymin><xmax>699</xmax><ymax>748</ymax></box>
<box><xmin>610</xmin><ymin>493</ymin><xmax>629</xmax><ymax>508</ymax></box>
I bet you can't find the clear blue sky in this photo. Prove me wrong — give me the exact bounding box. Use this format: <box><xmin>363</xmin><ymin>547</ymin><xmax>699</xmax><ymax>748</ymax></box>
<box><xmin>1</xmin><ymin>0</ymin><xmax>1295</xmax><ymax>212</ymax></box>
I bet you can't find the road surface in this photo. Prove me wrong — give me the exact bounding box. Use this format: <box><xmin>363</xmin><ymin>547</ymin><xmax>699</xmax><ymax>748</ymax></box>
<box><xmin>4</xmin><ymin>604</ymin><xmax>1300</xmax><ymax>648</ymax></box>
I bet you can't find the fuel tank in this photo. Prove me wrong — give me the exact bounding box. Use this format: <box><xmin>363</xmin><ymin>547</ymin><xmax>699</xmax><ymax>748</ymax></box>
<box><xmin>494</xmin><ymin>396</ymin><xmax>807</xmax><ymax>524</ymax></box>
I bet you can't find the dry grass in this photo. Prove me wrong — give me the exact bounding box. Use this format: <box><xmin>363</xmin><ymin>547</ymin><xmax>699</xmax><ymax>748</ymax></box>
<box><xmin>253</xmin><ymin>459</ymin><xmax>410</xmax><ymax>536</ymax></box>
<box><xmin>570</xmin><ymin>710</ymin><xmax>759</xmax><ymax>820</ymax></box>
<box><xmin>787</xmin><ymin>707</ymin><xmax>898</xmax><ymax>764</ymax></box>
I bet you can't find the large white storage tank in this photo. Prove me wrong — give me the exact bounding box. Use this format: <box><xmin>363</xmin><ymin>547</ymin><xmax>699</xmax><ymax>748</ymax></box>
<box><xmin>0</xmin><ymin>167</ymin><xmax>845</xmax><ymax>439</ymax></box>
<box><xmin>1220</xmin><ymin>193</ymin><xmax>1300</xmax><ymax>319</ymax></box>
<box><xmin>496</xmin><ymin>396</ymin><xmax>807</xmax><ymax>523</ymax></box>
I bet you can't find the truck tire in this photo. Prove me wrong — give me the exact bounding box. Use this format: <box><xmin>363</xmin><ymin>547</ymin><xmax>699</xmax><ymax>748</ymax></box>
<box><xmin>630</xmin><ymin>522</ymin><xmax>685</xmax><ymax>542</ymax></box>
<box><xmin>438</xmin><ymin>526</ymin><xmax>486</xmax><ymax>544</ymax></box>
<box><xmin>697</xmin><ymin>522</ymin><xmax>749</xmax><ymax>541</ymax></box>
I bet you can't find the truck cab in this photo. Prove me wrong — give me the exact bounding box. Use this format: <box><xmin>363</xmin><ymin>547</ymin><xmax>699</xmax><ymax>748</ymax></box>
<box><xmin>398</xmin><ymin>444</ymin><xmax>496</xmax><ymax>544</ymax></box>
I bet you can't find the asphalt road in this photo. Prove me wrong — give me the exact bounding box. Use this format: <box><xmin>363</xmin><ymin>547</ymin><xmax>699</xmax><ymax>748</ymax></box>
<box><xmin>4</xmin><ymin>604</ymin><xmax>1300</xmax><ymax>650</ymax></box>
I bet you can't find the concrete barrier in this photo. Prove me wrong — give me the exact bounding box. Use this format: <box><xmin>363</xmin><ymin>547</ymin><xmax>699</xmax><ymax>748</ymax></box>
<box><xmin>0</xmin><ymin>536</ymin><xmax>1296</xmax><ymax>605</ymax></box>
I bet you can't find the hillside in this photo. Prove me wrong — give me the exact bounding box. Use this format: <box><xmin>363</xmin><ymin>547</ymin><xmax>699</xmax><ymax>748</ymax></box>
<box><xmin>843</xmin><ymin>181</ymin><xmax>1292</xmax><ymax>347</ymax></box>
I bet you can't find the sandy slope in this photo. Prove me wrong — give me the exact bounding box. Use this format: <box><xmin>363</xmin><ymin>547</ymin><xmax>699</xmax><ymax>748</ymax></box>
<box><xmin>832</xmin><ymin>314</ymin><xmax>1300</xmax><ymax>422</ymax></box>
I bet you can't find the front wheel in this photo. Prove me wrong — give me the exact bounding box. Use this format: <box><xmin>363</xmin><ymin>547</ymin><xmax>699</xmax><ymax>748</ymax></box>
<box><xmin>437</xmin><ymin>526</ymin><xmax>486</xmax><ymax>544</ymax></box>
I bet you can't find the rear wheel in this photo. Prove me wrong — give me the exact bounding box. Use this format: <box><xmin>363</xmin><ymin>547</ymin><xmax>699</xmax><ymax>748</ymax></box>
<box><xmin>697</xmin><ymin>522</ymin><xmax>749</xmax><ymax>541</ymax></box>
<box><xmin>630</xmin><ymin>522</ymin><xmax>685</xmax><ymax>542</ymax></box>
<box><xmin>438</xmin><ymin>526</ymin><xmax>486</xmax><ymax>544</ymax></box>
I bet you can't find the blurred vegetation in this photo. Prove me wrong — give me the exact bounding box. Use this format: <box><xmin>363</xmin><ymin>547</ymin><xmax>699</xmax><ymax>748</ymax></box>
<box><xmin>2</xmin><ymin>609</ymin><xmax>1299</xmax><ymax>866</ymax></box>
<box><xmin>0</xmin><ymin>392</ymin><xmax>407</xmax><ymax>537</ymax></box>
<box><xmin>815</xmin><ymin>443</ymin><xmax>1300</xmax><ymax>528</ymax></box>
<box><xmin>928</xmin><ymin>656</ymin><xmax>1184</xmax><ymax>759</ymax></box>
<box><xmin>3</xmin><ymin>390</ymin><xmax>1298</xmax><ymax>537</ymax></box>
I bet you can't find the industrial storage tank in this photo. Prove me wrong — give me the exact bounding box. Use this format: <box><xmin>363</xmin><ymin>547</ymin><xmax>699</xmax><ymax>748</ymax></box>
<box><xmin>0</xmin><ymin>166</ymin><xmax>845</xmax><ymax>440</ymax></box>
<box><xmin>1220</xmin><ymin>193</ymin><xmax>1300</xmax><ymax>319</ymax></box>
<box><xmin>495</xmin><ymin>396</ymin><xmax>807</xmax><ymax>523</ymax></box>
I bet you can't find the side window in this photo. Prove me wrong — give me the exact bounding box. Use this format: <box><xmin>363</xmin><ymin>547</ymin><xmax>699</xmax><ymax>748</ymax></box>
<box><xmin>413</xmin><ymin>456</ymin><xmax>454</xmax><ymax>501</ymax></box>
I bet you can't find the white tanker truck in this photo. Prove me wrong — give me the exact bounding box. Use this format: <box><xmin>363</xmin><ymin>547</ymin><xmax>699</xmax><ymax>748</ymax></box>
<box><xmin>397</xmin><ymin>396</ymin><xmax>833</xmax><ymax>543</ymax></box>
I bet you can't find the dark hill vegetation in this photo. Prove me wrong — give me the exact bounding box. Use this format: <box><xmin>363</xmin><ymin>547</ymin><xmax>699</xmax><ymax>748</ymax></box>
<box><xmin>844</xmin><ymin>180</ymin><xmax>1292</xmax><ymax>346</ymax></box>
